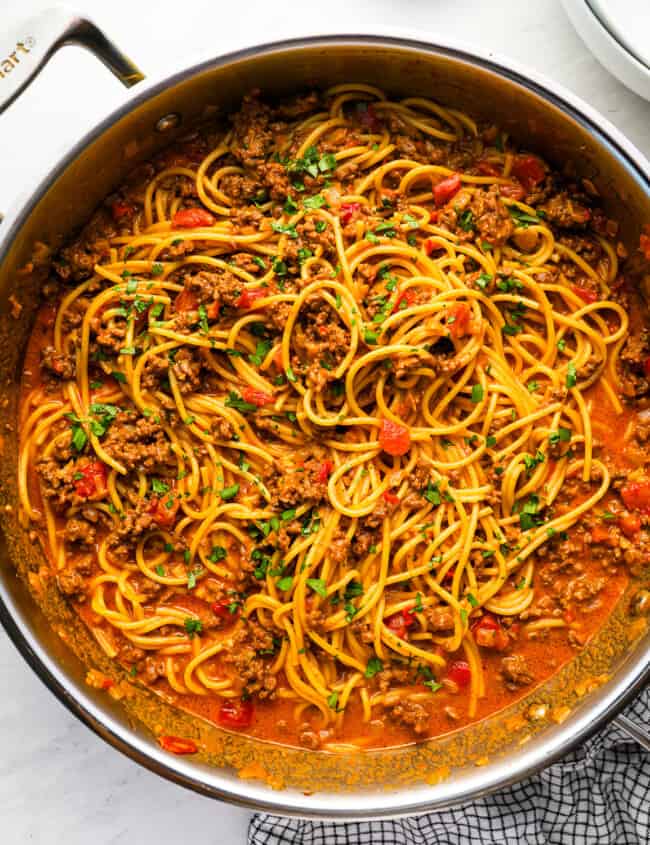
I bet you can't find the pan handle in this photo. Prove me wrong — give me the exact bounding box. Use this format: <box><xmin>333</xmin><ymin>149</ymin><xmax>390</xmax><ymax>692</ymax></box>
<box><xmin>0</xmin><ymin>6</ymin><xmax>144</xmax><ymax>115</ymax></box>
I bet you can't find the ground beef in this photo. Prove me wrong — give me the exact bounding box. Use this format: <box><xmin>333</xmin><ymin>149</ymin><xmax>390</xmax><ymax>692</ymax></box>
<box><xmin>64</xmin><ymin>517</ymin><xmax>96</xmax><ymax>546</ymax></box>
<box><xmin>560</xmin><ymin>574</ymin><xmax>605</xmax><ymax>607</ymax></box>
<box><xmin>501</xmin><ymin>654</ymin><xmax>534</xmax><ymax>689</ymax></box>
<box><xmin>57</xmin><ymin>556</ymin><xmax>92</xmax><ymax>600</ymax></box>
<box><xmin>170</xmin><ymin>347</ymin><xmax>202</xmax><ymax>393</ymax></box>
<box><xmin>298</xmin><ymin>724</ymin><xmax>321</xmax><ymax>750</ymax></box>
<box><xmin>467</xmin><ymin>186</ymin><xmax>514</xmax><ymax>246</ymax></box>
<box><xmin>219</xmin><ymin>172</ymin><xmax>263</xmax><ymax>205</ymax></box>
<box><xmin>108</xmin><ymin>497</ymin><xmax>177</xmax><ymax>554</ymax></box>
<box><xmin>53</xmin><ymin>210</ymin><xmax>115</xmax><ymax>282</ymax></box>
<box><xmin>143</xmin><ymin>655</ymin><xmax>166</xmax><ymax>683</ymax></box>
<box><xmin>61</xmin><ymin>296</ymin><xmax>91</xmax><ymax>333</ymax></box>
<box><xmin>292</xmin><ymin>294</ymin><xmax>351</xmax><ymax>390</ymax></box>
<box><xmin>265</xmin><ymin>449</ymin><xmax>330</xmax><ymax>509</ymax></box>
<box><xmin>222</xmin><ymin>620</ymin><xmax>279</xmax><ymax>698</ymax></box>
<box><xmin>94</xmin><ymin>319</ymin><xmax>127</xmax><ymax>354</ymax></box>
<box><xmin>117</xmin><ymin>639</ymin><xmax>146</xmax><ymax>665</ymax></box>
<box><xmin>265</xmin><ymin>301</ymin><xmax>292</xmax><ymax>333</ymax></box>
<box><xmin>386</xmin><ymin>700</ymin><xmax>430</xmax><ymax>735</ymax></box>
<box><xmin>328</xmin><ymin>529</ymin><xmax>350</xmax><ymax>565</ymax></box>
<box><xmin>212</xmin><ymin>416</ymin><xmax>235</xmax><ymax>441</ymax></box>
<box><xmin>183</xmin><ymin>268</ymin><xmax>243</xmax><ymax>310</ymax></box>
<box><xmin>375</xmin><ymin>667</ymin><xmax>411</xmax><ymax>693</ymax></box>
<box><xmin>618</xmin><ymin>326</ymin><xmax>650</xmax><ymax>399</ymax></box>
<box><xmin>350</xmin><ymin>526</ymin><xmax>380</xmax><ymax>560</ymax></box>
<box><xmin>540</xmin><ymin>192</ymin><xmax>591</xmax><ymax>228</ymax></box>
<box><xmin>41</xmin><ymin>346</ymin><xmax>76</xmax><ymax>380</ymax></box>
<box><xmin>141</xmin><ymin>354</ymin><xmax>169</xmax><ymax>390</ymax></box>
<box><xmin>425</xmin><ymin>605</ymin><xmax>454</xmax><ymax>632</ymax></box>
<box><xmin>230</xmin><ymin>93</ymin><xmax>275</xmax><ymax>169</ymax></box>
<box><xmin>102</xmin><ymin>411</ymin><xmax>174</xmax><ymax>473</ymax></box>
<box><xmin>37</xmin><ymin>455</ymin><xmax>77</xmax><ymax>512</ymax></box>
<box><xmin>287</xmin><ymin>217</ymin><xmax>337</xmax><ymax>260</ymax></box>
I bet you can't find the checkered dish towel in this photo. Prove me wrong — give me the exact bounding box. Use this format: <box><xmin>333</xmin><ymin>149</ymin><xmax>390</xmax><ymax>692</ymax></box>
<box><xmin>249</xmin><ymin>686</ymin><xmax>649</xmax><ymax>845</ymax></box>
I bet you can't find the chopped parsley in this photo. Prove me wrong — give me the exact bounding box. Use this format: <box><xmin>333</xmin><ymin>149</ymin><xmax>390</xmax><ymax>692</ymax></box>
<box><xmin>365</xmin><ymin>657</ymin><xmax>384</xmax><ymax>678</ymax></box>
<box><xmin>508</xmin><ymin>207</ymin><xmax>541</xmax><ymax>228</ymax></box>
<box><xmin>184</xmin><ymin>618</ymin><xmax>203</xmax><ymax>638</ymax></box>
<box><xmin>523</xmin><ymin>450</ymin><xmax>545</xmax><ymax>475</ymax></box>
<box><xmin>276</xmin><ymin>576</ymin><xmax>293</xmax><ymax>591</ymax></box>
<box><xmin>303</xmin><ymin>194</ymin><xmax>327</xmax><ymax>210</ymax></box>
<box><xmin>307</xmin><ymin>578</ymin><xmax>327</xmax><ymax>598</ymax></box>
<box><xmin>327</xmin><ymin>691</ymin><xmax>340</xmax><ymax>711</ymax></box>
<box><xmin>566</xmin><ymin>362</ymin><xmax>577</xmax><ymax>388</ymax></box>
<box><xmin>219</xmin><ymin>484</ymin><xmax>239</xmax><ymax>500</ymax></box>
<box><xmin>549</xmin><ymin>427</ymin><xmax>572</xmax><ymax>446</ymax></box>
<box><xmin>151</xmin><ymin>478</ymin><xmax>169</xmax><ymax>495</ymax></box>
<box><xmin>271</xmin><ymin>221</ymin><xmax>298</xmax><ymax>239</ymax></box>
<box><xmin>225</xmin><ymin>391</ymin><xmax>258</xmax><ymax>413</ymax></box>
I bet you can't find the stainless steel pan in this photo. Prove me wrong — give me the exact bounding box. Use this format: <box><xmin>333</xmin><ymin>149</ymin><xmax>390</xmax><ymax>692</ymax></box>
<box><xmin>0</xmin><ymin>6</ymin><xmax>648</xmax><ymax>819</ymax></box>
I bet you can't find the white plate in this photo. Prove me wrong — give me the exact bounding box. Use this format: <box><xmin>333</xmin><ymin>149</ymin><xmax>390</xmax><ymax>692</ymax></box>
<box><xmin>562</xmin><ymin>0</ymin><xmax>650</xmax><ymax>101</ymax></box>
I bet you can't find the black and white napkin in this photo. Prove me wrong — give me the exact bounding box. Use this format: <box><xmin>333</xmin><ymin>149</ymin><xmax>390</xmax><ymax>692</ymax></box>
<box><xmin>249</xmin><ymin>686</ymin><xmax>649</xmax><ymax>845</ymax></box>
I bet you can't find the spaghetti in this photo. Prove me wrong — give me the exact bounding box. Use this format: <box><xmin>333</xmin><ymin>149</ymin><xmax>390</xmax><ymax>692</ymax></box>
<box><xmin>18</xmin><ymin>84</ymin><xmax>642</xmax><ymax>749</ymax></box>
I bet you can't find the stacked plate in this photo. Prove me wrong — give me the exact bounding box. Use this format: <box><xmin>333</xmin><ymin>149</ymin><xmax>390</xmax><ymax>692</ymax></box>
<box><xmin>562</xmin><ymin>0</ymin><xmax>650</xmax><ymax>101</ymax></box>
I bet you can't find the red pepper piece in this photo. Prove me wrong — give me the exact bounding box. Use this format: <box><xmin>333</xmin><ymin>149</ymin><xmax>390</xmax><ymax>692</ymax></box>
<box><xmin>433</xmin><ymin>174</ymin><xmax>461</xmax><ymax>206</ymax></box>
<box><xmin>446</xmin><ymin>660</ymin><xmax>471</xmax><ymax>687</ymax></box>
<box><xmin>242</xmin><ymin>386</ymin><xmax>274</xmax><ymax>407</ymax></box>
<box><xmin>172</xmin><ymin>208</ymin><xmax>215</xmax><ymax>228</ymax></box>
<box><xmin>158</xmin><ymin>735</ymin><xmax>198</xmax><ymax>755</ymax></box>
<box><xmin>73</xmin><ymin>461</ymin><xmax>108</xmax><ymax>500</ymax></box>
<box><xmin>235</xmin><ymin>288</ymin><xmax>266</xmax><ymax>310</ymax></box>
<box><xmin>379</xmin><ymin>419</ymin><xmax>411</xmax><ymax>456</ymax></box>
<box><xmin>218</xmin><ymin>699</ymin><xmax>254</xmax><ymax>730</ymax></box>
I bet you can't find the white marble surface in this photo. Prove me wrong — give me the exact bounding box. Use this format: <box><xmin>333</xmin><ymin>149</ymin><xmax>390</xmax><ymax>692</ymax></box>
<box><xmin>1</xmin><ymin>1</ymin><xmax>649</xmax><ymax>842</ymax></box>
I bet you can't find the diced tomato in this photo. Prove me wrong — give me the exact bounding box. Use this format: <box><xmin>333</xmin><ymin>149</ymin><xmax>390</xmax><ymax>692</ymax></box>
<box><xmin>471</xmin><ymin>613</ymin><xmax>509</xmax><ymax>651</ymax></box>
<box><xmin>511</xmin><ymin>155</ymin><xmax>546</xmax><ymax>191</ymax></box>
<box><xmin>148</xmin><ymin>495</ymin><xmax>179</xmax><ymax>527</ymax></box>
<box><xmin>100</xmin><ymin>677</ymin><xmax>114</xmax><ymax>690</ymax></box>
<box><xmin>242</xmin><ymin>386</ymin><xmax>274</xmax><ymax>407</ymax></box>
<box><xmin>386</xmin><ymin>608</ymin><xmax>416</xmax><ymax>640</ymax></box>
<box><xmin>447</xmin><ymin>302</ymin><xmax>471</xmax><ymax>338</ymax></box>
<box><xmin>446</xmin><ymin>660</ymin><xmax>471</xmax><ymax>687</ymax></box>
<box><xmin>639</xmin><ymin>224</ymin><xmax>650</xmax><ymax>260</ymax></box>
<box><xmin>111</xmin><ymin>200</ymin><xmax>135</xmax><ymax>222</ymax></box>
<box><xmin>357</xmin><ymin>102</ymin><xmax>383</xmax><ymax>131</ymax></box>
<box><xmin>423</xmin><ymin>238</ymin><xmax>441</xmax><ymax>256</ymax></box>
<box><xmin>316</xmin><ymin>460</ymin><xmax>334</xmax><ymax>483</ymax></box>
<box><xmin>500</xmin><ymin>184</ymin><xmax>526</xmax><ymax>201</ymax></box>
<box><xmin>392</xmin><ymin>288</ymin><xmax>417</xmax><ymax>313</ymax></box>
<box><xmin>571</xmin><ymin>284</ymin><xmax>598</xmax><ymax>303</ymax></box>
<box><xmin>590</xmin><ymin>524</ymin><xmax>615</xmax><ymax>545</ymax></box>
<box><xmin>171</xmin><ymin>208</ymin><xmax>215</xmax><ymax>228</ymax></box>
<box><xmin>619</xmin><ymin>513</ymin><xmax>641</xmax><ymax>538</ymax></box>
<box><xmin>174</xmin><ymin>288</ymin><xmax>198</xmax><ymax>313</ymax></box>
<box><xmin>379</xmin><ymin>418</ymin><xmax>411</xmax><ymax>456</ymax></box>
<box><xmin>564</xmin><ymin>608</ymin><xmax>576</xmax><ymax>624</ymax></box>
<box><xmin>158</xmin><ymin>735</ymin><xmax>198</xmax><ymax>755</ymax></box>
<box><xmin>218</xmin><ymin>698</ymin><xmax>254</xmax><ymax>730</ymax></box>
<box><xmin>433</xmin><ymin>174</ymin><xmax>461</xmax><ymax>206</ymax></box>
<box><xmin>340</xmin><ymin>202</ymin><xmax>361</xmax><ymax>225</ymax></box>
<box><xmin>383</xmin><ymin>490</ymin><xmax>400</xmax><ymax>505</ymax></box>
<box><xmin>212</xmin><ymin>599</ymin><xmax>240</xmax><ymax>622</ymax></box>
<box><xmin>477</xmin><ymin>160</ymin><xmax>500</xmax><ymax>177</ymax></box>
<box><xmin>620</xmin><ymin>480</ymin><xmax>650</xmax><ymax>513</ymax></box>
<box><xmin>235</xmin><ymin>288</ymin><xmax>266</xmax><ymax>310</ymax></box>
<box><xmin>73</xmin><ymin>461</ymin><xmax>108</xmax><ymax>500</ymax></box>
